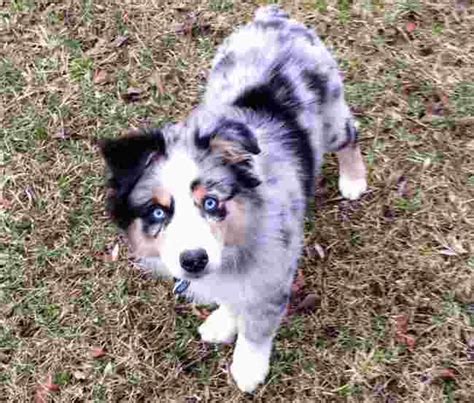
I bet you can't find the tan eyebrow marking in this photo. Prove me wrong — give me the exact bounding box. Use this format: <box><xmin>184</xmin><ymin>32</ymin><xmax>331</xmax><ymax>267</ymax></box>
<box><xmin>192</xmin><ymin>184</ymin><xmax>208</xmax><ymax>203</ymax></box>
<box><xmin>152</xmin><ymin>187</ymin><xmax>172</xmax><ymax>208</ymax></box>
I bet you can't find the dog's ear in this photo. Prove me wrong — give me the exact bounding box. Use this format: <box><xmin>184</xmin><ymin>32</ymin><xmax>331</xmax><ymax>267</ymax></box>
<box><xmin>197</xmin><ymin>120</ymin><xmax>261</xmax><ymax>188</ymax></box>
<box><xmin>211</xmin><ymin>120</ymin><xmax>260</xmax><ymax>155</ymax></box>
<box><xmin>98</xmin><ymin>129</ymin><xmax>166</xmax><ymax>227</ymax></box>
<box><xmin>99</xmin><ymin>129</ymin><xmax>166</xmax><ymax>176</ymax></box>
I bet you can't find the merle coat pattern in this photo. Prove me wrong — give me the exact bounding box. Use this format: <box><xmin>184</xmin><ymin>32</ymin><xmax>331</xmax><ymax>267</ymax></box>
<box><xmin>100</xmin><ymin>5</ymin><xmax>367</xmax><ymax>393</ymax></box>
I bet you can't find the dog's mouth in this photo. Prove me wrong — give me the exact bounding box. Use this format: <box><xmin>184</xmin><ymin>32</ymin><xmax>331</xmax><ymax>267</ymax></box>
<box><xmin>180</xmin><ymin>269</ymin><xmax>210</xmax><ymax>280</ymax></box>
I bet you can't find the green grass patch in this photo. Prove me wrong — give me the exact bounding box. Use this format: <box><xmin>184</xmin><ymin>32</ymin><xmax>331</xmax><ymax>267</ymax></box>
<box><xmin>0</xmin><ymin>58</ymin><xmax>25</xmax><ymax>95</ymax></box>
<box><xmin>394</xmin><ymin>189</ymin><xmax>422</xmax><ymax>212</ymax></box>
<box><xmin>452</xmin><ymin>82</ymin><xmax>474</xmax><ymax>118</ymax></box>
<box><xmin>209</xmin><ymin>0</ymin><xmax>234</xmax><ymax>12</ymax></box>
<box><xmin>345</xmin><ymin>81</ymin><xmax>384</xmax><ymax>109</ymax></box>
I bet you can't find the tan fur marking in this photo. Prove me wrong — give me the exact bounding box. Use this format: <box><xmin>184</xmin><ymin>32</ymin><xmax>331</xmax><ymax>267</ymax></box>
<box><xmin>210</xmin><ymin>137</ymin><xmax>250</xmax><ymax>164</ymax></box>
<box><xmin>337</xmin><ymin>143</ymin><xmax>366</xmax><ymax>181</ymax></box>
<box><xmin>210</xmin><ymin>198</ymin><xmax>247</xmax><ymax>246</ymax></box>
<box><xmin>127</xmin><ymin>219</ymin><xmax>162</xmax><ymax>258</ymax></box>
<box><xmin>152</xmin><ymin>187</ymin><xmax>172</xmax><ymax>208</ymax></box>
<box><xmin>193</xmin><ymin>185</ymin><xmax>208</xmax><ymax>203</ymax></box>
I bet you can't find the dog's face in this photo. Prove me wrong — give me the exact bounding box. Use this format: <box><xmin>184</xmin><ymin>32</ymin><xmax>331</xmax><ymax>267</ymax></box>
<box><xmin>99</xmin><ymin>119</ymin><xmax>261</xmax><ymax>279</ymax></box>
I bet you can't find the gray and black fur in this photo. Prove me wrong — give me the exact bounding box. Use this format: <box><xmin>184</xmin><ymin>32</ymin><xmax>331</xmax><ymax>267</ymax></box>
<box><xmin>100</xmin><ymin>5</ymin><xmax>364</xmax><ymax>393</ymax></box>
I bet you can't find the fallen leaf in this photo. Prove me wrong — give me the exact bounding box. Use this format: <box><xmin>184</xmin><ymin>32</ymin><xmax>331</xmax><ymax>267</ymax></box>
<box><xmin>403</xmin><ymin>334</ymin><xmax>416</xmax><ymax>351</ymax></box>
<box><xmin>396</xmin><ymin>176</ymin><xmax>409</xmax><ymax>198</ymax></box>
<box><xmin>103</xmin><ymin>362</ymin><xmax>114</xmax><ymax>376</ymax></box>
<box><xmin>306</xmin><ymin>243</ymin><xmax>325</xmax><ymax>260</ymax></box>
<box><xmin>466</xmin><ymin>338</ymin><xmax>474</xmax><ymax>361</ymax></box>
<box><xmin>394</xmin><ymin>315</ymin><xmax>416</xmax><ymax>351</ymax></box>
<box><xmin>35</xmin><ymin>387</ymin><xmax>47</xmax><ymax>403</ymax></box>
<box><xmin>114</xmin><ymin>35</ymin><xmax>129</xmax><ymax>47</ymax></box>
<box><xmin>104</xmin><ymin>243</ymin><xmax>119</xmax><ymax>262</ymax></box>
<box><xmin>121</xmin><ymin>87</ymin><xmax>142</xmax><ymax>103</ymax></box>
<box><xmin>175</xmin><ymin>12</ymin><xmax>198</xmax><ymax>36</ymax></box>
<box><xmin>406</xmin><ymin>21</ymin><xmax>417</xmax><ymax>33</ymax></box>
<box><xmin>433</xmin><ymin>368</ymin><xmax>457</xmax><ymax>382</ymax></box>
<box><xmin>455</xmin><ymin>0</ymin><xmax>468</xmax><ymax>13</ymax></box>
<box><xmin>395</xmin><ymin>315</ymin><xmax>408</xmax><ymax>335</ymax></box>
<box><xmin>110</xmin><ymin>243</ymin><xmax>119</xmax><ymax>261</ymax></box>
<box><xmin>192</xmin><ymin>305</ymin><xmax>211</xmax><ymax>320</ymax></box>
<box><xmin>73</xmin><ymin>371</ymin><xmax>87</xmax><ymax>380</ymax></box>
<box><xmin>91</xmin><ymin>347</ymin><xmax>107</xmax><ymax>359</ymax></box>
<box><xmin>0</xmin><ymin>194</ymin><xmax>12</xmax><ymax>210</ymax></box>
<box><xmin>35</xmin><ymin>375</ymin><xmax>59</xmax><ymax>403</ymax></box>
<box><xmin>175</xmin><ymin>12</ymin><xmax>211</xmax><ymax>37</ymax></box>
<box><xmin>52</xmin><ymin>128</ymin><xmax>70</xmax><ymax>140</ymax></box>
<box><xmin>439</xmin><ymin>247</ymin><xmax>457</xmax><ymax>256</ymax></box>
<box><xmin>291</xmin><ymin>269</ymin><xmax>305</xmax><ymax>295</ymax></box>
<box><xmin>93</xmin><ymin>69</ymin><xmax>109</xmax><ymax>85</ymax></box>
<box><xmin>295</xmin><ymin>293</ymin><xmax>319</xmax><ymax>313</ymax></box>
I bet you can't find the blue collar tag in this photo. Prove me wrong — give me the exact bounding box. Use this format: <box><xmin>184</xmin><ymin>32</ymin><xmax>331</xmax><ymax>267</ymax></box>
<box><xmin>173</xmin><ymin>278</ymin><xmax>190</xmax><ymax>295</ymax></box>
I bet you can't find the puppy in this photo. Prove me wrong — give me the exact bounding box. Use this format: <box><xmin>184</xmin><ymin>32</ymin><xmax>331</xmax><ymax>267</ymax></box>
<box><xmin>99</xmin><ymin>5</ymin><xmax>367</xmax><ymax>393</ymax></box>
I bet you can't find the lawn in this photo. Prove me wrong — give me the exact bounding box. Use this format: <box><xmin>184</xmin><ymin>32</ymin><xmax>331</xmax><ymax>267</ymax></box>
<box><xmin>1</xmin><ymin>0</ymin><xmax>473</xmax><ymax>401</ymax></box>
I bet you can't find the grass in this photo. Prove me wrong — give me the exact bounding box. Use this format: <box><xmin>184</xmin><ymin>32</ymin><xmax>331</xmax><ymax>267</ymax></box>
<box><xmin>1</xmin><ymin>0</ymin><xmax>473</xmax><ymax>401</ymax></box>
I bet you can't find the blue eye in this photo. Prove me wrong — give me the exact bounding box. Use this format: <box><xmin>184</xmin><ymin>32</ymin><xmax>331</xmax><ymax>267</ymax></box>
<box><xmin>149</xmin><ymin>207</ymin><xmax>166</xmax><ymax>223</ymax></box>
<box><xmin>203</xmin><ymin>196</ymin><xmax>218</xmax><ymax>213</ymax></box>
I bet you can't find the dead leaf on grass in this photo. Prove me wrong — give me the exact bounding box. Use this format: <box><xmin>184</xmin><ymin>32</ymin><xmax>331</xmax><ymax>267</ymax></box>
<box><xmin>428</xmin><ymin>368</ymin><xmax>457</xmax><ymax>383</ymax></box>
<box><xmin>394</xmin><ymin>314</ymin><xmax>416</xmax><ymax>351</ymax></box>
<box><xmin>192</xmin><ymin>305</ymin><xmax>211</xmax><ymax>320</ymax></box>
<box><xmin>291</xmin><ymin>269</ymin><xmax>305</xmax><ymax>295</ymax></box>
<box><xmin>114</xmin><ymin>35</ymin><xmax>129</xmax><ymax>47</ymax></box>
<box><xmin>0</xmin><ymin>194</ymin><xmax>12</xmax><ymax>210</ymax></box>
<box><xmin>73</xmin><ymin>371</ymin><xmax>87</xmax><ymax>380</ymax></box>
<box><xmin>52</xmin><ymin>128</ymin><xmax>71</xmax><ymax>140</ymax></box>
<box><xmin>466</xmin><ymin>338</ymin><xmax>474</xmax><ymax>361</ymax></box>
<box><xmin>406</xmin><ymin>21</ymin><xmax>417</xmax><ymax>33</ymax></box>
<box><xmin>35</xmin><ymin>375</ymin><xmax>59</xmax><ymax>403</ymax></box>
<box><xmin>93</xmin><ymin>69</ymin><xmax>109</xmax><ymax>85</ymax></box>
<box><xmin>295</xmin><ymin>293</ymin><xmax>319</xmax><ymax>313</ymax></box>
<box><xmin>306</xmin><ymin>243</ymin><xmax>326</xmax><ymax>259</ymax></box>
<box><xmin>103</xmin><ymin>243</ymin><xmax>119</xmax><ymax>262</ymax></box>
<box><xmin>91</xmin><ymin>347</ymin><xmax>107</xmax><ymax>359</ymax></box>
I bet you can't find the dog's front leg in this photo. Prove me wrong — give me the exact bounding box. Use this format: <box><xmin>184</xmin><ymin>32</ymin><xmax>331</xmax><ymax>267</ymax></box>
<box><xmin>230</xmin><ymin>305</ymin><xmax>283</xmax><ymax>393</ymax></box>
<box><xmin>198</xmin><ymin>304</ymin><xmax>238</xmax><ymax>344</ymax></box>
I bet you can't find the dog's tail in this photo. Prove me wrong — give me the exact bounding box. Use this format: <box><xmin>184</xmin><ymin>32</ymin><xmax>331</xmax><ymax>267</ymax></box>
<box><xmin>254</xmin><ymin>5</ymin><xmax>289</xmax><ymax>21</ymax></box>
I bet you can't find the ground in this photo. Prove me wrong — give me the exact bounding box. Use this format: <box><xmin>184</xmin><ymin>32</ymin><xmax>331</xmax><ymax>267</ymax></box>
<box><xmin>0</xmin><ymin>0</ymin><xmax>473</xmax><ymax>401</ymax></box>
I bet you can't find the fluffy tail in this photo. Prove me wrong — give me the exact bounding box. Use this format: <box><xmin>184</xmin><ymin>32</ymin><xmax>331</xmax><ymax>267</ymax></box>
<box><xmin>254</xmin><ymin>5</ymin><xmax>289</xmax><ymax>21</ymax></box>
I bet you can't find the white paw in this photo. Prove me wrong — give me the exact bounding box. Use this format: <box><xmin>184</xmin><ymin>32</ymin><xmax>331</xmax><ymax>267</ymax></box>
<box><xmin>230</xmin><ymin>337</ymin><xmax>271</xmax><ymax>393</ymax></box>
<box><xmin>339</xmin><ymin>176</ymin><xmax>367</xmax><ymax>200</ymax></box>
<box><xmin>198</xmin><ymin>306</ymin><xmax>237</xmax><ymax>344</ymax></box>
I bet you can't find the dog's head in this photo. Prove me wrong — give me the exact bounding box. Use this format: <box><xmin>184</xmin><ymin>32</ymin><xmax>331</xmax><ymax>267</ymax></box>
<box><xmin>99</xmin><ymin>118</ymin><xmax>261</xmax><ymax>279</ymax></box>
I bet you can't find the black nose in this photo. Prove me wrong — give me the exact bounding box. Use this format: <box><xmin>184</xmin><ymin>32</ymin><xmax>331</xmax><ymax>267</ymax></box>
<box><xmin>179</xmin><ymin>248</ymin><xmax>209</xmax><ymax>273</ymax></box>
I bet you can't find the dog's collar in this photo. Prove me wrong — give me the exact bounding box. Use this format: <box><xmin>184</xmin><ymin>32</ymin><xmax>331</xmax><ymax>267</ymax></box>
<box><xmin>173</xmin><ymin>278</ymin><xmax>190</xmax><ymax>295</ymax></box>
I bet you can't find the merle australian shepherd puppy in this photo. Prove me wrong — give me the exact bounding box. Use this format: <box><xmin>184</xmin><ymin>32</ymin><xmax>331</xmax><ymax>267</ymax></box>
<box><xmin>99</xmin><ymin>5</ymin><xmax>367</xmax><ymax>393</ymax></box>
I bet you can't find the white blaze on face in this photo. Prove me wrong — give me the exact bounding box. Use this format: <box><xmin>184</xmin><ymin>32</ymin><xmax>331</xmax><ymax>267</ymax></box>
<box><xmin>159</xmin><ymin>149</ymin><xmax>222</xmax><ymax>277</ymax></box>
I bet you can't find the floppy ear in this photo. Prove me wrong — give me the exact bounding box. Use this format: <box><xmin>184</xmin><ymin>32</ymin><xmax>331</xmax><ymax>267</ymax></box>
<box><xmin>98</xmin><ymin>129</ymin><xmax>166</xmax><ymax>227</ymax></box>
<box><xmin>203</xmin><ymin>120</ymin><xmax>261</xmax><ymax>188</ymax></box>
<box><xmin>211</xmin><ymin>120</ymin><xmax>260</xmax><ymax>155</ymax></box>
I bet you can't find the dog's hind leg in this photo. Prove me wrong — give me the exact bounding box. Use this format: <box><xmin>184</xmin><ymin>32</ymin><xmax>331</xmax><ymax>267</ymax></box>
<box><xmin>337</xmin><ymin>140</ymin><xmax>367</xmax><ymax>200</ymax></box>
<box><xmin>320</xmin><ymin>70</ymin><xmax>367</xmax><ymax>200</ymax></box>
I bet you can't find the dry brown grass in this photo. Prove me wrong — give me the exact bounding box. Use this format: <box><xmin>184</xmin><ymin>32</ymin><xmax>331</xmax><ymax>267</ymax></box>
<box><xmin>1</xmin><ymin>0</ymin><xmax>473</xmax><ymax>401</ymax></box>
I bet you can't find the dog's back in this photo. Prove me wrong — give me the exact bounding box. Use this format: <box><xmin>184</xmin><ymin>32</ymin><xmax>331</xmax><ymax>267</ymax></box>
<box><xmin>204</xmin><ymin>5</ymin><xmax>357</xmax><ymax>173</ymax></box>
